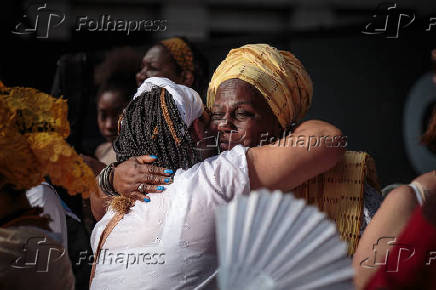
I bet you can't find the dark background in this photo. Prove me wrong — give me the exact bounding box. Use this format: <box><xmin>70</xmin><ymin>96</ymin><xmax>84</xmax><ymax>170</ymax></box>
<box><xmin>2</xmin><ymin>0</ymin><xmax>436</xmax><ymax>187</ymax></box>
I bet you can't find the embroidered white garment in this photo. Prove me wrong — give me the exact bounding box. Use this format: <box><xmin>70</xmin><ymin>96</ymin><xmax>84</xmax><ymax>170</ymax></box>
<box><xmin>134</xmin><ymin>77</ymin><xmax>203</xmax><ymax>127</ymax></box>
<box><xmin>90</xmin><ymin>145</ymin><xmax>250</xmax><ymax>290</ymax></box>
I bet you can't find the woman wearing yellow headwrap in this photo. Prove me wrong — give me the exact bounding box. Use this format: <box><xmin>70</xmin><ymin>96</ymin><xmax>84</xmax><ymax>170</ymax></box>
<box><xmin>0</xmin><ymin>82</ymin><xmax>97</xmax><ymax>289</ymax></box>
<box><xmin>207</xmin><ymin>44</ymin><xmax>382</xmax><ymax>257</ymax></box>
<box><xmin>207</xmin><ymin>43</ymin><xmax>312</xmax><ymax>132</ymax></box>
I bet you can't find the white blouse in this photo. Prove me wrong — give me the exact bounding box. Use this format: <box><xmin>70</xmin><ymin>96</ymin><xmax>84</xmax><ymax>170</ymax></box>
<box><xmin>90</xmin><ymin>145</ymin><xmax>250</xmax><ymax>290</ymax></box>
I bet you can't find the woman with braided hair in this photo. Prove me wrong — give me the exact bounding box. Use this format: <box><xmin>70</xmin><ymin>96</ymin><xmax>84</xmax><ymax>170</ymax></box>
<box><xmin>113</xmin><ymin>83</ymin><xmax>202</xmax><ymax>170</ymax></box>
<box><xmin>90</xmin><ymin>77</ymin><xmax>343</xmax><ymax>289</ymax></box>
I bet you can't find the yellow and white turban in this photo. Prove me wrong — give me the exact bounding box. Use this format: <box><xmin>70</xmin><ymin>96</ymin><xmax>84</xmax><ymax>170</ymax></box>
<box><xmin>207</xmin><ymin>44</ymin><xmax>313</xmax><ymax>128</ymax></box>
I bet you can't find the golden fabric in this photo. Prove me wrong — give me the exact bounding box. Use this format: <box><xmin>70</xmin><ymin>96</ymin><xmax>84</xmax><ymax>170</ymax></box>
<box><xmin>207</xmin><ymin>44</ymin><xmax>313</xmax><ymax>128</ymax></box>
<box><xmin>160</xmin><ymin>37</ymin><xmax>194</xmax><ymax>72</ymax></box>
<box><xmin>0</xmin><ymin>82</ymin><xmax>97</xmax><ymax>198</ymax></box>
<box><xmin>293</xmin><ymin>151</ymin><xmax>380</xmax><ymax>256</ymax></box>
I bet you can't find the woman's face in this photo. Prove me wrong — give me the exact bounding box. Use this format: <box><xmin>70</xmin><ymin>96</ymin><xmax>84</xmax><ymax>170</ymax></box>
<box><xmin>97</xmin><ymin>90</ymin><xmax>128</xmax><ymax>142</ymax></box>
<box><xmin>135</xmin><ymin>45</ymin><xmax>181</xmax><ymax>87</ymax></box>
<box><xmin>209</xmin><ymin>78</ymin><xmax>281</xmax><ymax>151</ymax></box>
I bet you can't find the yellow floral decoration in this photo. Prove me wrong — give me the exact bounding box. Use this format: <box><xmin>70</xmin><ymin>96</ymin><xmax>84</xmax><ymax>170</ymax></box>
<box><xmin>0</xmin><ymin>81</ymin><xmax>97</xmax><ymax>198</ymax></box>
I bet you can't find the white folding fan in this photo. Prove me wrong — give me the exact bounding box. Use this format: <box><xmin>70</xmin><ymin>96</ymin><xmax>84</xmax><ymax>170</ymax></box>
<box><xmin>215</xmin><ymin>189</ymin><xmax>354</xmax><ymax>290</ymax></box>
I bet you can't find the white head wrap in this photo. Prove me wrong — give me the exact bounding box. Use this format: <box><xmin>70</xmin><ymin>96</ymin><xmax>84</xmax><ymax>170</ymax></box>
<box><xmin>134</xmin><ymin>77</ymin><xmax>203</xmax><ymax>127</ymax></box>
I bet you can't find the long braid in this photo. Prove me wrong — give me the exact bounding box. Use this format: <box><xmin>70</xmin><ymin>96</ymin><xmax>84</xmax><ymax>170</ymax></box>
<box><xmin>113</xmin><ymin>87</ymin><xmax>200</xmax><ymax>170</ymax></box>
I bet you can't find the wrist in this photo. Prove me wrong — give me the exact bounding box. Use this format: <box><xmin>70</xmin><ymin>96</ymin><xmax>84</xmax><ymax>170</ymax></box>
<box><xmin>98</xmin><ymin>162</ymin><xmax>121</xmax><ymax>197</ymax></box>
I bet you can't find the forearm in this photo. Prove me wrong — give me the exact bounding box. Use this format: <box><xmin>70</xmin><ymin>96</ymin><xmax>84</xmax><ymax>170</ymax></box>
<box><xmin>353</xmin><ymin>185</ymin><xmax>418</xmax><ymax>289</ymax></box>
<box><xmin>247</xmin><ymin>120</ymin><xmax>345</xmax><ymax>191</ymax></box>
<box><xmin>90</xmin><ymin>178</ymin><xmax>112</xmax><ymax>221</ymax></box>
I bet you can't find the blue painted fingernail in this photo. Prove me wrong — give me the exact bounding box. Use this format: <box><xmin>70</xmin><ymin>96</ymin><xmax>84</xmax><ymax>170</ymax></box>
<box><xmin>150</xmin><ymin>155</ymin><xmax>158</xmax><ymax>159</ymax></box>
<box><xmin>157</xmin><ymin>186</ymin><xmax>165</xmax><ymax>190</ymax></box>
<box><xmin>164</xmin><ymin>169</ymin><xmax>173</xmax><ymax>174</ymax></box>
<box><xmin>144</xmin><ymin>197</ymin><xmax>151</xmax><ymax>202</ymax></box>
<box><xmin>164</xmin><ymin>178</ymin><xmax>170</xmax><ymax>183</ymax></box>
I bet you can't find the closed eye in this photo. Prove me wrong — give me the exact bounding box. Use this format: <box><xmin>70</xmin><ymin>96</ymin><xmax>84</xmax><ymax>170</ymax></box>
<box><xmin>235</xmin><ymin>110</ymin><xmax>255</xmax><ymax>119</ymax></box>
<box><xmin>236</xmin><ymin>111</ymin><xmax>254</xmax><ymax>117</ymax></box>
<box><xmin>211</xmin><ymin>112</ymin><xmax>225</xmax><ymax>120</ymax></box>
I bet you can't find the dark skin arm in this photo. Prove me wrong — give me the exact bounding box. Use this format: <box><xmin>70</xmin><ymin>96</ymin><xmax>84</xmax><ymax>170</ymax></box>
<box><xmin>246</xmin><ymin>120</ymin><xmax>344</xmax><ymax>191</ymax></box>
<box><xmin>90</xmin><ymin>179</ymin><xmax>112</xmax><ymax>221</ymax></box>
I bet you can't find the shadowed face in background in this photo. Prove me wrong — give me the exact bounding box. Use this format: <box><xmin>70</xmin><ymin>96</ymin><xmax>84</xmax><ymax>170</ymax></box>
<box><xmin>97</xmin><ymin>90</ymin><xmax>129</xmax><ymax>142</ymax></box>
<box><xmin>209</xmin><ymin>78</ymin><xmax>281</xmax><ymax>151</ymax></box>
<box><xmin>135</xmin><ymin>45</ymin><xmax>182</xmax><ymax>87</ymax></box>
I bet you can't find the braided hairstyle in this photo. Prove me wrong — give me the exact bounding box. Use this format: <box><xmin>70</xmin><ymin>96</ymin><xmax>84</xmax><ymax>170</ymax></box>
<box><xmin>113</xmin><ymin>87</ymin><xmax>200</xmax><ymax>170</ymax></box>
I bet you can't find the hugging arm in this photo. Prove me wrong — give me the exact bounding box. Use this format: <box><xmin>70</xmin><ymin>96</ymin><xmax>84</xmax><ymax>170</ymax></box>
<box><xmin>91</xmin><ymin>120</ymin><xmax>344</xmax><ymax>220</ymax></box>
<box><xmin>246</xmin><ymin>120</ymin><xmax>345</xmax><ymax>191</ymax></box>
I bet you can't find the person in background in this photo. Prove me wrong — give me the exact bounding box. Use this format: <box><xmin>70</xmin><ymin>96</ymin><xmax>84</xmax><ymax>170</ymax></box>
<box><xmin>354</xmin><ymin>105</ymin><xmax>436</xmax><ymax>289</ymax></box>
<box><xmin>0</xmin><ymin>82</ymin><xmax>96</xmax><ymax>289</ymax></box>
<box><xmin>93</xmin><ymin>47</ymin><xmax>141</xmax><ymax>166</ymax></box>
<box><xmin>365</xmin><ymin>178</ymin><xmax>436</xmax><ymax>288</ymax></box>
<box><xmin>136</xmin><ymin>36</ymin><xmax>209</xmax><ymax>100</ymax></box>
